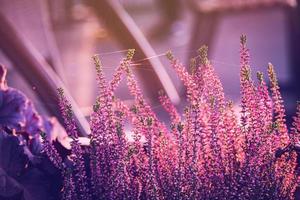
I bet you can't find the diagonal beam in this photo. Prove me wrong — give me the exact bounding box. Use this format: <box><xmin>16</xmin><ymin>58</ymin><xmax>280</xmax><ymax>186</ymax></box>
<box><xmin>0</xmin><ymin>12</ymin><xmax>90</xmax><ymax>136</ymax></box>
<box><xmin>88</xmin><ymin>0</ymin><xmax>180</xmax><ymax>104</ymax></box>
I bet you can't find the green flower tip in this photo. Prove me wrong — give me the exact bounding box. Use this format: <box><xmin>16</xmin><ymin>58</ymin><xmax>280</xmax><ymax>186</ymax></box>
<box><xmin>146</xmin><ymin>117</ymin><xmax>153</xmax><ymax>126</ymax></box>
<box><xmin>127</xmin><ymin>146</ymin><xmax>138</xmax><ymax>158</ymax></box>
<box><xmin>210</xmin><ymin>96</ymin><xmax>216</xmax><ymax>107</ymax></box>
<box><xmin>271</xmin><ymin>121</ymin><xmax>279</xmax><ymax>131</ymax></box>
<box><xmin>177</xmin><ymin>122</ymin><xmax>184</xmax><ymax>132</ymax></box>
<box><xmin>170</xmin><ymin>123</ymin><xmax>176</xmax><ymax>131</ymax></box>
<box><xmin>184</xmin><ymin>107</ymin><xmax>189</xmax><ymax>114</ymax></box>
<box><xmin>198</xmin><ymin>45</ymin><xmax>209</xmax><ymax>65</ymax></box>
<box><xmin>66</xmin><ymin>104</ymin><xmax>74</xmax><ymax>119</ymax></box>
<box><xmin>126</xmin><ymin>49</ymin><xmax>135</xmax><ymax>60</ymax></box>
<box><xmin>166</xmin><ymin>50</ymin><xmax>174</xmax><ymax>61</ymax></box>
<box><xmin>116</xmin><ymin>122</ymin><xmax>123</xmax><ymax>136</ymax></box>
<box><xmin>267</xmin><ymin>62</ymin><xmax>278</xmax><ymax>84</ymax></box>
<box><xmin>115</xmin><ymin>110</ymin><xmax>124</xmax><ymax>118</ymax></box>
<box><xmin>92</xmin><ymin>54</ymin><xmax>100</xmax><ymax>63</ymax></box>
<box><xmin>92</xmin><ymin>55</ymin><xmax>102</xmax><ymax>71</ymax></box>
<box><xmin>267</xmin><ymin>62</ymin><xmax>274</xmax><ymax>70</ymax></box>
<box><xmin>227</xmin><ymin>100</ymin><xmax>234</xmax><ymax>108</ymax></box>
<box><xmin>93</xmin><ymin>99</ymin><xmax>100</xmax><ymax>112</ymax></box>
<box><xmin>241</xmin><ymin>67</ymin><xmax>251</xmax><ymax>81</ymax></box>
<box><xmin>92</xmin><ymin>55</ymin><xmax>102</xmax><ymax>73</ymax></box>
<box><xmin>158</xmin><ymin>131</ymin><xmax>163</xmax><ymax>137</ymax></box>
<box><xmin>130</xmin><ymin>105</ymin><xmax>138</xmax><ymax>114</ymax></box>
<box><xmin>240</xmin><ymin>34</ymin><xmax>247</xmax><ymax>46</ymax></box>
<box><xmin>256</xmin><ymin>71</ymin><xmax>264</xmax><ymax>83</ymax></box>
<box><xmin>190</xmin><ymin>57</ymin><xmax>197</xmax><ymax>74</ymax></box>
<box><xmin>57</xmin><ymin>87</ymin><xmax>64</xmax><ymax>96</ymax></box>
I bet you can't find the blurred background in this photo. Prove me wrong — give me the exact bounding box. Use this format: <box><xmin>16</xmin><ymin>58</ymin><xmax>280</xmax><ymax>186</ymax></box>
<box><xmin>0</xmin><ymin>0</ymin><xmax>299</xmax><ymax>133</ymax></box>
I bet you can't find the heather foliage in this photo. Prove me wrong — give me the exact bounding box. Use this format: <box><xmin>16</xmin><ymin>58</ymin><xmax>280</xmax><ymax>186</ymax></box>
<box><xmin>44</xmin><ymin>36</ymin><xmax>300</xmax><ymax>199</ymax></box>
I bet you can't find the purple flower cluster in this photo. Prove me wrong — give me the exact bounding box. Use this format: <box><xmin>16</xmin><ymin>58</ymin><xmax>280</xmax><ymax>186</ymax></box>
<box><xmin>44</xmin><ymin>36</ymin><xmax>300</xmax><ymax>199</ymax></box>
<box><xmin>0</xmin><ymin>64</ymin><xmax>62</xmax><ymax>200</ymax></box>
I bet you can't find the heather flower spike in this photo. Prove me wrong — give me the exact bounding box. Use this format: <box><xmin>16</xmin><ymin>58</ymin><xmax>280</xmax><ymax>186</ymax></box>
<box><xmin>159</xmin><ymin>89</ymin><xmax>180</xmax><ymax>124</ymax></box>
<box><xmin>240</xmin><ymin>34</ymin><xmax>247</xmax><ymax>47</ymax></box>
<box><xmin>257</xmin><ymin>71</ymin><xmax>264</xmax><ymax>84</ymax></box>
<box><xmin>240</xmin><ymin>34</ymin><xmax>250</xmax><ymax>67</ymax></box>
<box><xmin>57</xmin><ymin>87</ymin><xmax>65</xmax><ymax>102</ymax></box>
<box><xmin>198</xmin><ymin>45</ymin><xmax>209</xmax><ymax>65</ymax></box>
<box><xmin>268</xmin><ymin>62</ymin><xmax>289</xmax><ymax>142</ymax></box>
<box><xmin>40</xmin><ymin>131</ymin><xmax>64</xmax><ymax>170</ymax></box>
<box><xmin>190</xmin><ymin>57</ymin><xmax>197</xmax><ymax>74</ymax></box>
<box><xmin>93</xmin><ymin>99</ymin><xmax>100</xmax><ymax>112</ymax></box>
<box><xmin>268</xmin><ymin>62</ymin><xmax>279</xmax><ymax>87</ymax></box>
<box><xmin>166</xmin><ymin>50</ymin><xmax>174</xmax><ymax>61</ymax></box>
<box><xmin>127</xmin><ymin>49</ymin><xmax>135</xmax><ymax>60</ymax></box>
<box><xmin>291</xmin><ymin>101</ymin><xmax>300</xmax><ymax>144</ymax></box>
<box><xmin>57</xmin><ymin>87</ymin><xmax>91</xmax><ymax>200</ymax></box>
<box><xmin>92</xmin><ymin>54</ymin><xmax>102</xmax><ymax>73</ymax></box>
<box><xmin>38</xmin><ymin>36</ymin><xmax>300</xmax><ymax>199</ymax></box>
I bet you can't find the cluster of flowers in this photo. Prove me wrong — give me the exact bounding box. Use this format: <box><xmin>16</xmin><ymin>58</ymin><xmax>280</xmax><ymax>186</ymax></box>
<box><xmin>0</xmin><ymin>64</ymin><xmax>62</xmax><ymax>200</ymax></box>
<box><xmin>44</xmin><ymin>36</ymin><xmax>300</xmax><ymax>200</ymax></box>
